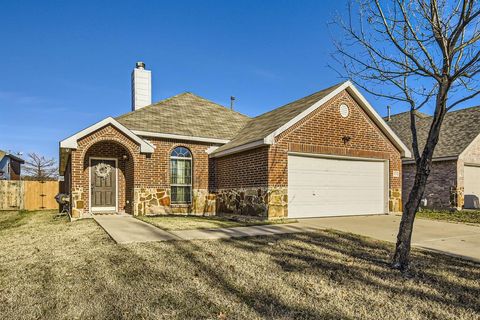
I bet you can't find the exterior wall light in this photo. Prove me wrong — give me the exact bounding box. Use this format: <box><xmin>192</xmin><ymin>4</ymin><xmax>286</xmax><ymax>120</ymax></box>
<box><xmin>342</xmin><ymin>136</ymin><xmax>352</xmax><ymax>144</ymax></box>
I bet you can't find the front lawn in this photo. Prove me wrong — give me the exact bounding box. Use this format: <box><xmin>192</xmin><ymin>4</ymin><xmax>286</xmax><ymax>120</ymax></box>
<box><xmin>0</xmin><ymin>210</ymin><xmax>479</xmax><ymax>319</ymax></box>
<box><xmin>136</xmin><ymin>214</ymin><xmax>294</xmax><ymax>231</ymax></box>
<box><xmin>417</xmin><ymin>209</ymin><xmax>480</xmax><ymax>225</ymax></box>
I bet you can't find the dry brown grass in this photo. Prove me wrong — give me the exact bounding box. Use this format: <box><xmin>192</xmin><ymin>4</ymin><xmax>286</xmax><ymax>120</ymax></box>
<box><xmin>0</xmin><ymin>210</ymin><xmax>479</xmax><ymax>319</ymax></box>
<box><xmin>417</xmin><ymin>209</ymin><xmax>480</xmax><ymax>225</ymax></box>
<box><xmin>136</xmin><ymin>215</ymin><xmax>294</xmax><ymax>231</ymax></box>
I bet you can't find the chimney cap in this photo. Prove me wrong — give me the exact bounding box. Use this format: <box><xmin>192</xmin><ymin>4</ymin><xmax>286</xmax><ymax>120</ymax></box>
<box><xmin>135</xmin><ymin>61</ymin><xmax>146</xmax><ymax>69</ymax></box>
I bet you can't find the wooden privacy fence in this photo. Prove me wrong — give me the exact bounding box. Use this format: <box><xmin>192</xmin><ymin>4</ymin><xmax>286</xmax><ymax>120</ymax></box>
<box><xmin>0</xmin><ymin>180</ymin><xmax>59</xmax><ymax>211</ymax></box>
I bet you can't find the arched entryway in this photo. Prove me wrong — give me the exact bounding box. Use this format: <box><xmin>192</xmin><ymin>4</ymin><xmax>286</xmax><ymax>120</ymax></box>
<box><xmin>83</xmin><ymin>140</ymin><xmax>135</xmax><ymax>214</ymax></box>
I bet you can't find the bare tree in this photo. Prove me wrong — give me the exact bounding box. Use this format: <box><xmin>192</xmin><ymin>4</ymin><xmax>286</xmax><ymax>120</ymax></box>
<box><xmin>331</xmin><ymin>0</ymin><xmax>480</xmax><ymax>271</ymax></box>
<box><xmin>23</xmin><ymin>153</ymin><xmax>58</xmax><ymax>181</ymax></box>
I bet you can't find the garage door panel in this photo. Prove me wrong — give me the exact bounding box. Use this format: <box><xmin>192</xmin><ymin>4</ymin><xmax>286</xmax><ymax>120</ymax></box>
<box><xmin>464</xmin><ymin>165</ymin><xmax>480</xmax><ymax>209</ymax></box>
<box><xmin>288</xmin><ymin>155</ymin><xmax>386</xmax><ymax>218</ymax></box>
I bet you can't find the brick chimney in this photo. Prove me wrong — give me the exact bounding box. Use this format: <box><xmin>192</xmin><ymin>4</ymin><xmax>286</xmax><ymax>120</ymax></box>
<box><xmin>131</xmin><ymin>61</ymin><xmax>152</xmax><ymax>111</ymax></box>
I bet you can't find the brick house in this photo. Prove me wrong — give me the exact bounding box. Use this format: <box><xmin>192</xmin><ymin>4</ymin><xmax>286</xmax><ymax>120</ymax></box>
<box><xmin>59</xmin><ymin>63</ymin><xmax>410</xmax><ymax>219</ymax></box>
<box><xmin>0</xmin><ymin>150</ymin><xmax>24</xmax><ymax>180</ymax></box>
<box><xmin>387</xmin><ymin>107</ymin><xmax>480</xmax><ymax>209</ymax></box>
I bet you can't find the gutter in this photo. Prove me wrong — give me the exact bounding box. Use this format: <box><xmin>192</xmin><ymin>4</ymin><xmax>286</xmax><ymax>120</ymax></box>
<box><xmin>402</xmin><ymin>156</ymin><xmax>458</xmax><ymax>164</ymax></box>
<box><xmin>209</xmin><ymin>139</ymin><xmax>271</xmax><ymax>158</ymax></box>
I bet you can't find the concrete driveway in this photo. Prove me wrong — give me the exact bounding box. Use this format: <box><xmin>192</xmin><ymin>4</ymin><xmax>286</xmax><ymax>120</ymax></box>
<box><xmin>94</xmin><ymin>213</ymin><xmax>479</xmax><ymax>262</ymax></box>
<box><xmin>298</xmin><ymin>215</ymin><xmax>480</xmax><ymax>262</ymax></box>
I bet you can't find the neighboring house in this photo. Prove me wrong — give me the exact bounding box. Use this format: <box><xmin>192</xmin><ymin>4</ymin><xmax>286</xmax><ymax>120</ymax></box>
<box><xmin>387</xmin><ymin>107</ymin><xmax>480</xmax><ymax>209</ymax></box>
<box><xmin>59</xmin><ymin>62</ymin><xmax>410</xmax><ymax>219</ymax></box>
<box><xmin>0</xmin><ymin>150</ymin><xmax>24</xmax><ymax>180</ymax></box>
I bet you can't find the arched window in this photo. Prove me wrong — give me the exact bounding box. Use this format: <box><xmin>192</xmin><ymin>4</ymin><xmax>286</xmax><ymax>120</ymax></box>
<box><xmin>170</xmin><ymin>147</ymin><xmax>192</xmax><ymax>204</ymax></box>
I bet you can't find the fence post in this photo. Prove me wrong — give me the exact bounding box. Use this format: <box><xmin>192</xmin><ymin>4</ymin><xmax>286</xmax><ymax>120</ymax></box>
<box><xmin>19</xmin><ymin>180</ymin><xmax>25</xmax><ymax>210</ymax></box>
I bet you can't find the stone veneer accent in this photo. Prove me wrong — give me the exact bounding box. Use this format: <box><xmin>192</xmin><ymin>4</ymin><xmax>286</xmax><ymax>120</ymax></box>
<box><xmin>389</xmin><ymin>188</ymin><xmax>402</xmax><ymax>212</ymax></box>
<box><xmin>71</xmin><ymin>186</ymin><xmax>84</xmax><ymax>219</ymax></box>
<box><xmin>215</xmin><ymin>187</ymin><xmax>288</xmax><ymax>218</ymax></box>
<box><xmin>134</xmin><ymin>188</ymin><xmax>216</xmax><ymax>216</ymax></box>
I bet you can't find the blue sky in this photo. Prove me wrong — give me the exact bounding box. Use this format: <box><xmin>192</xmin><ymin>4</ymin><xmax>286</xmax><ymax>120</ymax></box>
<box><xmin>0</xmin><ymin>1</ymin><xmax>478</xmax><ymax>160</ymax></box>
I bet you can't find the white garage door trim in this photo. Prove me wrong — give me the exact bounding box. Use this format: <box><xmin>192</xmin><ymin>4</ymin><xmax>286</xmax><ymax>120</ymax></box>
<box><xmin>464</xmin><ymin>164</ymin><xmax>480</xmax><ymax>209</ymax></box>
<box><xmin>287</xmin><ymin>152</ymin><xmax>389</xmax><ymax>218</ymax></box>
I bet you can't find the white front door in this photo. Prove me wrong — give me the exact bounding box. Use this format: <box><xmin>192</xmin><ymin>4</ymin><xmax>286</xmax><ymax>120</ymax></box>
<box><xmin>464</xmin><ymin>165</ymin><xmax>480</xmax><ymax>209</ymax></box>
<box><xmin>288</xmin><ymin>154</ymin><xmax>388</xmax><ymax>218</ymax></box>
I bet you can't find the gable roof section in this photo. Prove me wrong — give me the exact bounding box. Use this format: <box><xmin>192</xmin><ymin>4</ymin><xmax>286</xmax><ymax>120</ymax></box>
<box><xmin>60</xmin><ymin>117</ymin><xmax>154</xmax><ymax>153</ymax></box>
<box><xmin>211</xmin><ymin>81</ymin><xmax>411</xmax><ymax>158</ymax></box>
<box><xmin>0</xmin><ymin>149</ymin><xmax>24</xmax><ymax>164</ymax></box>
<box><xmin>386</xmin><ymin>106</ymin><xmax>480</xmax><ymax>159</ymax></box>
<box><xmin>116</xmin><ymin>92</ymin><xmax>250</xmax><ymax>141</ymax></box>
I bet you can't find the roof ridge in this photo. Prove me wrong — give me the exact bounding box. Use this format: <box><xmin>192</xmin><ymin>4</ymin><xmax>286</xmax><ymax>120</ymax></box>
<box><xmin>251</xmin><ymin>82</ymin><xmax>345</xmax><ymax>120</ymax></box>
<box><xmin>447</xmin><ymin>105</ymin><xmax>480</xmax><ymax>114</ymax></box>
<box><xmin>116</xmin><ymin>91</ymin><xmax>250</xmax><ymax>120</ymax></box>
<box><xmin>183</xmin><ymin>92</ymin><xmax>250</xmax><ymax>118</ymax></box>
<box><xmin>389</xmin><ymin>110</ymin><xmax>430</xmax><ymax>118</ymax></box>
<box><xmin>390</xmin><ymin>105</ymin><xmax>480</xmax><ymax>120</ymax></box>
<box><xmin>116</xmin><ymin>92</ymin><xmax>190</xmax><ymax>120</ymax></box>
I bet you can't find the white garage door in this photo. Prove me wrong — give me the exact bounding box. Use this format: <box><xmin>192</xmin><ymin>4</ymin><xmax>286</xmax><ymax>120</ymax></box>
<box><xmin>288</xmin><ymin>154</ymin><xmax>387</xmax><ymax>218</ymax></box>
<box><xmin>464</xmin><ymin>165</ymin><xmax>480</xmax><ymax>209</ymax></box>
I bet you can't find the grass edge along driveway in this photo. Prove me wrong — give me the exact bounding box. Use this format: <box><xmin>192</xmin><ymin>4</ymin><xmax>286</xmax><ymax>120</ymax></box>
<box><xmin>136</xmin><ymin>214</ymin><xmax>296</xmax><ymax>231</ymax></box>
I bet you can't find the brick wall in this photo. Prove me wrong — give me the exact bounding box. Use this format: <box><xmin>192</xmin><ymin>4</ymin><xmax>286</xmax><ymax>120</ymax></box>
<box><xmin>68</xmin><ymin>89</ymin><xmax>404</xmax><ymax>219</ymax></box>
<box><xmin>267</xmin><ymin>90</ymin><xmax>402</xmax><ymax>217</ymax></box>
<box><xmin>70</xmin><ymin>125</ymin><xmax>140</xmax><ymax>217</ymax></box>
<box><xmin>9</xmin><ymin>159</ymin><xmax>22</xmax><ymax>181</ymax></box>
<box><xmin>213</xmin><ymin>147</ymin><xmax>270</xmax><ymax>216</ymax></box>
<box><xmin>83</xmin><ymin>141</ymin><xmax>133</xmax><ymax>213</ymax></box>
<box><xmin>401</xmin><ymin>136</ymin><xmax>480</xmax><ymax>210</ymax></box>
<box><xmin>138</xmin><ymin>138</ymin><xmax>212</xmax><ymax>189</ymax></box>
<box><xmin>269</xmin><ymin>91</ymin><xmax>401</xmax><ymax>188</ymax></box>
<box><xmin>402</xmin><ymin>160</ymin><xmax>458</xmax><ymax>209</ymax></box>
<box><xmin>69</xmin><ymin>124</ymin><xmax>217</xmax><ymax>217</ymax></box>
<box><xmin>214</xmin><ymin>147</ymin><xmax>269</xmax><ymax>189</ymax></box>
<box><xmin>213</xmin><ymin>90</ymin><xmax>403</xmax><ymax>218</ymax></box>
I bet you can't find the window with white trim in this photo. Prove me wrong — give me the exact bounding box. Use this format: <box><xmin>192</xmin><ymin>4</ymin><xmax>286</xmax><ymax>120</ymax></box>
<box><xmin>170</xmin><ymin>147</ymin><xmax>192</xmax><ymax>204</ymax></box>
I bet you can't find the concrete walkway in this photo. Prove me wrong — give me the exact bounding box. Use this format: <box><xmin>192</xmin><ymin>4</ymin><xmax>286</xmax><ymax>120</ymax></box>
<box><xmin>94</xmin><ymin>214</ymin><xmax>317</xmax><ymax>244</ymax></box>
<box><xmin>94</xmin><ymin>215</ymin><xmax>180</xmax><ymax>243</ymax></box>
<box><xmin>94</xmin><ymin>214</ymin><xmax>480</xmax><ymax>262</ymax></box>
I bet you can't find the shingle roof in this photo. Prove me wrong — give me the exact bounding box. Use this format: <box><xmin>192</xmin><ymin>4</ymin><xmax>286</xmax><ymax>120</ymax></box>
<box><xmin>212</xmin><ymin>82</ymin><xmax>344</xmax><ymax>154</ymax></box>
<box><xmin>386</xmin><ymin>106</ymin><xmax>480</xmax><ymax>159</ymax></box>
<box><xmin>116</xmin><ymin>92</ymin><xmax>250</xmax><ymax>140</ymax></box>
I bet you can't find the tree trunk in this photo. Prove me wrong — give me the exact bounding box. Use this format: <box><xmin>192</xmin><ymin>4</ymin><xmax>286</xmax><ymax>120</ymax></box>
<box><xmin>391</xmin><ymin>161</ymin><xmax>429</xmax><ymax>271</ymax></box>
<box><xmin>392</xmin><ymin>83</ymin><xmax>449</xmax><ymax>271</ymax></box>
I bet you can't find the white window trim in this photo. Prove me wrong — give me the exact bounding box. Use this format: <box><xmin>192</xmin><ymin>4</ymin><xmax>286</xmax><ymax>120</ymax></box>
<box><xmin>209</xmin><ymin>139</ymin><xmax>269</xmax><ymax>158</ymax></box>
<box><xmin>170</xmin><ymin>148</ymin><xmax>193</xmax><ymax>204</ymax></box>
<box><xmin>89</xmin><ymin>157</ymin><xmax>119</xmax><ymax>213</ymax></box>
